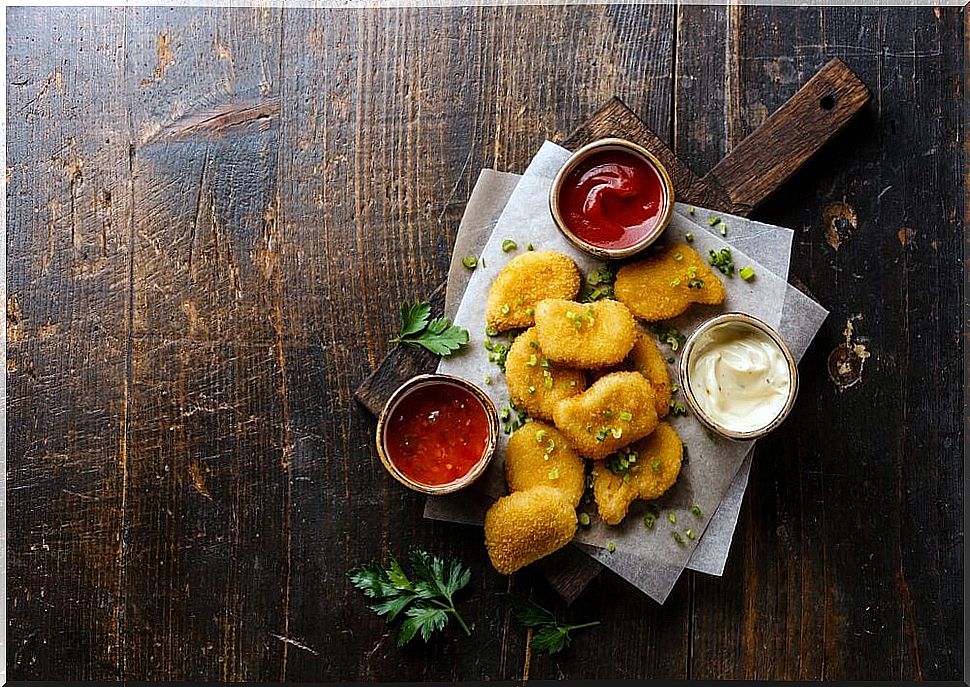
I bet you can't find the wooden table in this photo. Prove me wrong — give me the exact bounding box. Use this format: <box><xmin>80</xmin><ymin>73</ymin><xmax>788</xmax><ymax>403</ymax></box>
<box><xmin>7</xmin><ymin>5</ymin><xmax>963</xmax><ymax>681</ymax></box>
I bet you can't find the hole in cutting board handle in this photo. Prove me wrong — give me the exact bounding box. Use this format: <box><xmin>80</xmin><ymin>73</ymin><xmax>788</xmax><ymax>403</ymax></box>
<box><xmin>819</xmin><ymin>94</ymin><xmax>836</xmax><ymax>110</ymax></box>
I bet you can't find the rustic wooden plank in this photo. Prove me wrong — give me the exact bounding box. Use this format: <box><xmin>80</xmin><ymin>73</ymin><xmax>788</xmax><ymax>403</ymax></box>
<box><xmin>275</xmin><ymin>8</ymin><xmax>524</xmax><ymax>681</ymax></box>
<box><xmin>688</xmin><ymin>5</ymin><xmax>963</xmax><ymax>680</ymax></box>
<box><xmin>120</xmin><ymin>6</ymin><xmax>288</xmax><ymax>680</ymax></box>
<box><xmin>6</xmin><ymin>7</ymin><xmax>131</xmax><ymax>680</ymax></box>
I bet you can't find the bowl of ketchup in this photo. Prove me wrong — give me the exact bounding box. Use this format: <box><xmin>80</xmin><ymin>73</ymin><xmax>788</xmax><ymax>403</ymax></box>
<box><xmin>376</xmin><ymin>374</ymin><xmax>499</xmax><ymax>495</ymax></box>
<box><xmin>550</xmin><ymin>137</ymin><xmax>675</xmax><ymax>259</ymax></box>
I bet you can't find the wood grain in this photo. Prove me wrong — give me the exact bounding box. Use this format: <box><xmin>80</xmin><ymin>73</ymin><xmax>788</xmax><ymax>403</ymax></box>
<box><xmin>7</xmin><ymin>8</ymin><xmax>131</xmax><ymax>679</ymax></box>
<box><xmin>6</xmin><ymin>4</ymin><xmax>963</xmax><ymax>681</ymax></box>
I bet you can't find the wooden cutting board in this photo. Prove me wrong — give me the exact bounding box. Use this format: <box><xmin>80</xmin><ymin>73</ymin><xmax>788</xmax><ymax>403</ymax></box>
<box><xmin>355</xmin><ymin>58</ymin><xmax>869</xmax><ymax>602</ymax></box>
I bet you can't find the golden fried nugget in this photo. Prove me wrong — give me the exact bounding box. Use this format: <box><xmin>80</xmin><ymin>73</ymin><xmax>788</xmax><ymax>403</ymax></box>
<box><xmin>614</xmin><ymin>244</ymin><xmax>725</xmax><ymax>321</ymax></box>
<box><xmin>483</xmin><ymin>486</ymin><xmax>578</xmax><ymax>574</ymax></box>
<box><xmin>505</xmin><ymin>421</ymin><xmax>586</xmax><ymax>507</ymax></box>
<box><xmin>551</xmin><ymin>371</ymin><xmax>659</xmax><ymax>459</ymax></box>
<box><xmin>486</xmin><ymin>250</ymin><xmax>581</xmax><ymax>332</ymax></box>
<box><xmin>592</xmin><ymin>422</ymin><xmax>683</xmax><ymax>525</ymax></box>
<box><xmin>505</xmin><ymin>329</ymin><xmax>586</xmax><ymax>421</ymax></box>
<box><xmin>533</xmin><ymin>299</ymin><xmax>636</xmax><ymax>369</ymax></box>
<box><xmin>626</xmin><ymin>330</ymin><xmax>671</xmax><ymax>418</ymax></box>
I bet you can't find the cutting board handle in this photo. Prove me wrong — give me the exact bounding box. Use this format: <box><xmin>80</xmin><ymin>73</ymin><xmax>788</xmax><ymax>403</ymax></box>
<box><xmin>705</xmin><ymin>58</ymin><xmax>870</xmax><ymax>214</ymax></box>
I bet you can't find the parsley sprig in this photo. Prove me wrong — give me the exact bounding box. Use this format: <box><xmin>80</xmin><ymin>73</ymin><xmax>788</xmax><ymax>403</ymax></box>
<box><xmin>503</xmin><ymin>593</ymin><xmax>599</xmax><ymax>654</ymax></box>
<box><xmin>348</xmin><ymin>549</ymin><xmax>472</xmax><ymax>647</ymax></box>
<box><xmin>390</xmin><ymin>301</ymin><xmax>470</xmax><ymax>355</ymax></box>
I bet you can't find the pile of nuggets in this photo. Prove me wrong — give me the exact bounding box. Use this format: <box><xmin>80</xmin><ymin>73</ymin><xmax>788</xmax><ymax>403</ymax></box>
<box><xmin>483</xmin><ymin>246</ymin><xmax>725</xmax><ymax>574</ymax></box>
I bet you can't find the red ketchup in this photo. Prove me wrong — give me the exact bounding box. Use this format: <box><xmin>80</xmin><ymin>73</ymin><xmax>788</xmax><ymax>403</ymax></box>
<box><xmin>384</xmin><ymin>383</ymin><xmax>490</xmax><ymax>487</ymax></box>
<box><xmin>558</xmin><ymin>148</ymin><xmax>667</xmax><ymax>250</ymax></box>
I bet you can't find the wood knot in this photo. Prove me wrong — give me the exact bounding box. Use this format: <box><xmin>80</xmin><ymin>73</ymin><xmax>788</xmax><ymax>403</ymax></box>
<box><xmin>823</xmin><ymin>201</ymin><xmax>857</xmax><ymax>251</ymax></box>
<box><xmin>828</xmin><ymin>318</ymin><xmax>870</xmax><ymax>391</ymax></box>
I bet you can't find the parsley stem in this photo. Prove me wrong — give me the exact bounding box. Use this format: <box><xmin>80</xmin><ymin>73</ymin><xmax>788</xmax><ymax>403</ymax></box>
<box><xmin>564</xmin><ymin>621</ymin><xmax>601</xmax><ymax>631</ymax></box>
<box><xmin>450</xmin><ymin>607</ymin><xmax>472</xmax><ymax>635</ymax></box>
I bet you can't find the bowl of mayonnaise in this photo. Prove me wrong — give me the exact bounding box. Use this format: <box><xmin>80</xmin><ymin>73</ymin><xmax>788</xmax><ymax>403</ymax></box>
<box><xmin>680</xmin><ymin>313</ymin><xmax>799</xmax><ymax>441</ymax></box>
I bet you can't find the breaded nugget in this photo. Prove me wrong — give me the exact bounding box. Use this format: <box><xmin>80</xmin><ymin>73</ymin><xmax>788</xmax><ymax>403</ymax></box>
<box><xmin>505</xmin><ymin>421</ymin><xmax>585</xmax><ymax>507</ymax></box>
<box><xmin>626</xmin><ymin>330</ymin><xmax>671</xmax><ymax>418</ymax></box>
<box><xmin>614</xmin><ymin>243</ymin><xmax>725</xmax><ymax>321</ymax></box>
<box><xmin>505</xmin><ymin>329</ymin><xmax>586</xmax><ymax>421</ymax></box>
<box><xmin>551</xmin><ymin>371</ymin><xmax>659</xmax><ymax>459</ymax></box>
<box><xmin>592</xmin><ymin>422</ymin><xmax>683</xmax><ymax>525</ymax></box>
<box><xmin>484</xmin><ymin>486</ymin><xmax>578</xmax><ymax>574</ymax></box>
<box><xmin>486</xmin><ymin>250</ymin><xmax>581</xmax><ymax>332</ymax></box>
<box><xmin>533</xmin><ymin>299</ymin><xmax>636</xmax><ymax>369</ymax></box>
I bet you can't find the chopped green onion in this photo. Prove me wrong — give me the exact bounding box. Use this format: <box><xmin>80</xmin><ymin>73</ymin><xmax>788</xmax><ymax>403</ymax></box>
<box><xmin>484</xmin><ymin>374</ymin><xmax>492</xmax><ymax>385</ymax></box>
<box><xmin>607</xmin><ymin>541</ymin><xmax>616</xmax><ymax>553</ymax></box>
<box><xmin>619</xmin><ymin>410</ymin><xmax>633</xmax><ymax>422</ymax></box>
<box><xmin>667</xmin><ymin>513</ymin><xmax>677</xmax><ymax>524</ymax></box>
<box><xmin>486</xmin><ymin>325</ymin><xmax>500</xmax><ymax>337</ymax></box>
<box><xmin>502</xmin><ymin>238</ymin><xmax>518</xmax><ymax>252</ymax></box>
<box><xmin>579</xmin><ymin>512</ymin><xmax>591</xmax><ymax>527</ymax></box>
<box><xmin>527</xmin><ymin>386</ymin><xmax>536</xmax><ymax>394</ymax></box>
<box><xmin>719</xmin><ymin>225</ymin><xmax>727</xmax><ymax>236</ymax></box>
<box><xmin>708</xmin><ymin>216</ymin><xmax>721</xmax><ymax>226</ymax></box>
<box><xmin>525</xmin><ymin>307</ymin><xmax>535</xmax><ymax>316</ymax></box>
<box><xmin>462</xmin><ymin>256</ymin><xmax>478</xmax><ymax>269</ymax></box>
<box><xmin>673</xmin><ymin>532</ymin><xmax>685</xmax><ymax>545</ymax></box>
<box><xmin>501</xmin><ymin>303</ymin><xmax>510</xmax><ymax>315</ymax></box>
<box><xmin>527</xmin><ymin>243</ymin><xmax>535</xmax><ymax>251</ymax></box>
<box><xmin>526</xmin><ymin>354</ymin><xmax>538</xmax><ymax>367</ymax></box>
<box><xmin>685</xmin><ymin>232</ymin><xmax>694</xmax><ymax>242</ymax></box>
<box><xmin>685</xmin><ymin>528</ymin><xmax>695</xmax><ymax>541</ymax></box>
<box><xmin>688</xmin><ymin>206</ymin><xmax>696</xmax><ymax>215</ymax></box>
<box><xmin>535</xmin><ymin>429</ymin><xmax>547</xmax><ymax>444</ymax></box>
<box><xmin>739</xmin><ymin>266</ymin><xmax>756</xmax><ymax>281</ymax></box>
<box><xmin>643</xmin><ymin>514</ymin><xmax>656</xmax><ymax>529</ymax></box>
<box><xmin>548</xmin><ymin>467</ymin><xmax>559</xmax><ymax>480</ymax></box>
<box><xmin>691</xmin><ymin>504</ymin><xmax>703</xmax><ymax>518</ymax></box>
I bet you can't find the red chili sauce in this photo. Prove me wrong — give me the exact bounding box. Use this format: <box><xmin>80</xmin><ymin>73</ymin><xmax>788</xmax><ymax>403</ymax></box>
<box><xmin>558</xmin><ymin>148</ymin><xmax>667</xmax><ymax>250</ymax></box>
<box><xmin>384</xmin><ymin>383</ymin><xmax>490</xmax><ymax>487</ymax></box>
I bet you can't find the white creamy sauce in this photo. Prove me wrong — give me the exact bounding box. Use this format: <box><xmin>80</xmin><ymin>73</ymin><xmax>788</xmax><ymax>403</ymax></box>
<box><xmin>687</xmin><ymin>323</ymin><xmax>791</xmax><ymax>433</ymax></box>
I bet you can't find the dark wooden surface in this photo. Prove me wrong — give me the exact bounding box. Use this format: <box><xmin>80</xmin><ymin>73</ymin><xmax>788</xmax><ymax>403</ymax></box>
<box><xmin>7</xmin><ymin>5</ymin><xmax>963</xmax><ymax>681</ymax></box>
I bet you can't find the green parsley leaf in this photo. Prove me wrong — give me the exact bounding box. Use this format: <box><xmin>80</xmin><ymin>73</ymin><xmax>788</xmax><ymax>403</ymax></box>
<box><xmin>532</xmin><ymin>625</ymin><xmax>571</xmax><ymax>654</ymax></box>
<box><xmin>391</xmin><ymin>302</ymin><xmax>469</xmax><ymax>356</ymax></box>
<box><xmin>503</xmin><ymin>594</ymin><xmax>600</xmax><ymax>655</ymax></box>
<box><xmin>348</xmin><ymin>549</ymin><xmax>471</xmax><ymax>647</ymax></box>
<box><xmin>395</xmin><ymin>301</ymin><xmax>432</xmax><ymax>339</ymax></box>
<box><xmin>398</xmin><ymin>605</ymin><xmax>448</xmax><ymax>646</ymax></box>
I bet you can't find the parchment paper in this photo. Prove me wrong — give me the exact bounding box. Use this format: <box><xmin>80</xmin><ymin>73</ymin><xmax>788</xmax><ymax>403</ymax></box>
<box><xmin>431</xmin><ymin>169</ymin><xmax>814</xmax><ymax>580</ymax></box>
<box><xmin>429</xmin><ymin>142</ymin><xmax>799</xmax><ymax>603</ymax></box>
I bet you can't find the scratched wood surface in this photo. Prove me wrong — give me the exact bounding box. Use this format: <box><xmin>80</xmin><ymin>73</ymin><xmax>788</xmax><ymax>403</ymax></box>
<box><xmin>6</xmin><ymin>5</ymin><xmax>963</xmax><ymax>681</ymax></box>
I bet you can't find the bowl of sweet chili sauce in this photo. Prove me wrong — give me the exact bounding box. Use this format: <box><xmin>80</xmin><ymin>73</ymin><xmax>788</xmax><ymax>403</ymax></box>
<box><xmin>549</xmin><ymin>137</ymin><xmax>675</xmax><ymax>259</ymax></box>
<box><xmin>376</xmin><ymin>374</ymin><xmax>500</xmax><ymax>495</ymax></box>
